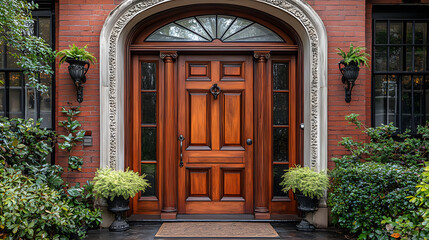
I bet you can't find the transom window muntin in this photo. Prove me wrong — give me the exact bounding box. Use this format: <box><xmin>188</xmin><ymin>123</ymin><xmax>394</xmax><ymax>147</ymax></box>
<box><xmin>146</xmin><ymin>14</ymin><xmax>284</xmax><ymax>43</ymax></box>
<box><xmin>373</xmin><ymin>10</ymin><xmax>429</xmax><ymax>133</ymax></box>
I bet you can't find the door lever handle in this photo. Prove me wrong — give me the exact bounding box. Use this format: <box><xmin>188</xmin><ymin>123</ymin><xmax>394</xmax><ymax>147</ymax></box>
<box><xmin>178</xmin><ymin>135</ymin><xmax>185</xmax><ymax>167</ymax></box>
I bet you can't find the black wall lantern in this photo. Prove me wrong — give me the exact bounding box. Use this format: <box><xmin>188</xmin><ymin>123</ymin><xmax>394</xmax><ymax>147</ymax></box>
<box><xmin>67</xmin><ymin>58</ymin><xmax>89</xmax><ymax>103</ymax></box>
<box><xmin>339</xmin><ymin>60</ymin><xmax>360</xmax><ymax>103</ymax></box>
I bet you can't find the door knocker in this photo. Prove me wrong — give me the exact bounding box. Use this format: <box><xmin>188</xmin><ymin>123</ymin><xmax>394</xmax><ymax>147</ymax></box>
<box><xmin>210</xmin><ymin>83</ymin><xmax>221</xmax><ymax>99</ymax></box>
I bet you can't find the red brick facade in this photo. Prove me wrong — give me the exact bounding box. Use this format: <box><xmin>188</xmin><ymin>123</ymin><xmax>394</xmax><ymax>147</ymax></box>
<box><xmin>55</xmin><ymin>0</ymin><xmax>427</xmax><ymax>182</ymax></box>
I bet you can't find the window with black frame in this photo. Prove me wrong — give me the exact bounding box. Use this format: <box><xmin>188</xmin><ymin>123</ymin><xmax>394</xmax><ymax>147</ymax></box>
<box><xmin>0</xmin><ymin>3</ymin><xmax>55</xmax><ymax>129</ymax></box>
<box><xmin>372</xmin><ymin>6</ymin><xmax>429</xmax><ymax>133</ymax></box>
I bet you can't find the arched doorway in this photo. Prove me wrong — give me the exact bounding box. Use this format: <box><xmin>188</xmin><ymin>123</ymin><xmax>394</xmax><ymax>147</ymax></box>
<box><xmin>126</xmin><ymin>6</ymin><xmax>301</xmax><ymax>218</ymax></box>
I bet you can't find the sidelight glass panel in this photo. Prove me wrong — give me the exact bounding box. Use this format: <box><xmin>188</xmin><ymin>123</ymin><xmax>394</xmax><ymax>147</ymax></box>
<box><xmin>375</xmin><ymin>21</ymin><xmax>388</xmax><ymax>44</ymax></box>
<box><xmin>141</xmin><ymin>163</ymin><xmax>156</xmax><ymax>197</ymax></box>
<box><xmin>273</xmin><ymin>93</ymin><xmax>289</xmax><ymax>125</ymax></box>
<box><xmin>141</xmin><ymin>127</ymin><xmax>156</xmax><ymax>161</ymax></box>
<box><xmin>273</xmin><ymin>164</ymin><xmax>288</xmax><ymax>197</ymax></box>
<box><xmin>390</xmin><ymin>21</ymin><xmax>403</xmax><ymax>44</ymax></box>
<box><xmin>273</xmin><ymin>63</ymin><xmax>289</xmax><ymax>90</ymax></box>
<box><xmin>141</xmin><ymin>62</ymin><xmax>156</xmax><ymax>90</ymax></box>
<box><xmin>141</xmin><ymin>93</ymin><xmax>156</xmax><ymax>124</ymax></box>
<box><xmin>273</xmin><ymin>128</ymin><xmax>288</xmax><ymax>162</ymax></box>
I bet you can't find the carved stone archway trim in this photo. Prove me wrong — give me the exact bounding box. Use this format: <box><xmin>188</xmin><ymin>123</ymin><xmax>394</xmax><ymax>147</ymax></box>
<box><xmin>99</xmin><ymin>0</ymin><xmax>328</xmax><ymax>171</ymax></box>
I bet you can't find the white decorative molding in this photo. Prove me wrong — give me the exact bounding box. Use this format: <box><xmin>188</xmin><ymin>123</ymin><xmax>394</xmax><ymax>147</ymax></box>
<box><xmin>100</xmin><ymin>0</ymin><xmax>328</xmax><ymax>170</ymax></box>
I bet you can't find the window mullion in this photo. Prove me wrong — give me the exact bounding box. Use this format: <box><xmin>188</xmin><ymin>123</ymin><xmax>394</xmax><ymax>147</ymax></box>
<box><xmin>398</xmin><ymin>75</ymin><xmax>402</xmax><ymax>132</ymax></box>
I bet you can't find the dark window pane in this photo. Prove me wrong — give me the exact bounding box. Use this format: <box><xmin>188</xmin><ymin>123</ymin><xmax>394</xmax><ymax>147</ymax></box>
<box><xmin>0</xmin><ymin>72</ymin><xmax>4</xmax><ymax>114</ymax></box>
<box><xmin>426</xmin><ymin>76</ymin><xmax>429</xmax><ymax>122</ymax></box>
<box><xmin>141</xmin><ymin>163</ymin><xmax>156</xmax><ymax>197</ymax></box>
<box><xmin>273</xmin><ymin>63</ymin><xmax>289</xmax><ymax>90</ymax></box>
<box><xmin>6</xmin><ymin>48</ymin><xmax>20</xmax><ymax>69</ymax></box>
<box><xmin>375</xmin><ymin>21</ymin><xmax>388</xmax><ymax>44</ymax></box>
<box><xmin>273</xmin><ymin>128</ymin><xmax>288</xmax><ymax>162</ymax></box>
<box><xmin>406</xmin><ymin>22</ymin><xmax>413</xmax><ymax>44</ymax></box>
<box><xmin>389</xmin><ymin>46</ymin><xmax>403</xmax><ymax>71</ymax></box>
<box><xmin>141</xmin><ymin>93</ymin><xmax>156</xmax><ymax>124</ymax></box>
<box><xmin>0</xmin><ymin>45</ymin><xmax>3</xmax><ymax>68</ymax></box>
<box><xmin>273</xmin><ymin>164</ymin><xmax>288</xmax><ymax>197</ymax></box>
<box><xmin>415</xmin><ymin>46</ymin><xmax>426</xmax><ymax>72</ymax></box>
<box><xmin>374</xmin><ymin>46</ymin><xmax>387</xmax><ymax>72</ymax></box>
<box><xmin>141</xmin><ymin>127</ymin><xmax>156</xmax><ymax>161</ymax></box>
<box><xmin>39</xmin><ymin>17</ymin><xmax>51</xmax><ymax>45</ymax></box>
<box><xmin>387</xmin><ymin>75</ymin><xmax>398</xmax><ymax>126</ymax></box>
<box><xmin>9</xmin><ymin>89</ymin><xmax>21</xmax><ymax>115</ymax></box>
<box><xmin>390</xmin><ymin>21</ymin><xmax>403</xmax><ymax>44</ymax></box>
<box><xmin>415</xmin><ymin>22</ymin><xmax>427</xmax><ymax>44</ymax></box>
<box><xmin>414</xmin><ymin>76</ymin><xmax>424</xmax><ymax>128</ymax></box>
<box><xmin>273</xmin><ymin>92</ymin><xmax>289</xmax><ymax>125</ymax></box>
<box><xmin>402</xmin><ymin>75</ymin><xmax>412</xmax><ymax>131</ymax></box>
<box><xmin>405</xmin><ymin>46</ymin><xmax>413</xmax><ymax>72</ymax></box>
<box><xmin>10</xmin><ymin>72</ymin><xmax>22</xmax><ymax>86</ymax></box>
<box><xmin>374</xmin><ymin>75</ymin><xmax>387</xmax><ymax>126</ymax></box>
<box><xmin>25</xmin><ymin>88</ymin><xmax>36</xmax><ymax>120</ymax></box>
<box><xmin>141</xmin><ymin>62</ymin><xmax>156</xmax><ymax>90</ymax></box>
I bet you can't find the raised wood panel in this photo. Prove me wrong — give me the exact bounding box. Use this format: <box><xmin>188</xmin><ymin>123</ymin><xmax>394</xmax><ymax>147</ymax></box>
<box><xmin>221</xmin><ymin>62</ymin><xmax>244</xmax><ymax>81</ymax></box>
<box><xmin>222</xmin><ymin>92</ymin><xmax>243</xmax><ymax>147</ymax></box>
<box><xmin>188</xmin><ymin>156</ymin><xmax>243</xmax><ymax>164</ymax></box>
<box><xmin>186</xmin><ymin>168</ymin><xmax>211</xmax><ymax>200</ymax></box>
<box><xmin>187</xmin><ymin>62</ymin><xmax>211</xmax><ymax>81</ymax></box>
<box><xmin>222</xmin><ymin>169</ymin><xmax>243</xmax><ymax>197</ymax></box>
<box><xmin>188</xmin><ymin>92</ymin><xmax>211</xmax><ymax>148</ymax></box>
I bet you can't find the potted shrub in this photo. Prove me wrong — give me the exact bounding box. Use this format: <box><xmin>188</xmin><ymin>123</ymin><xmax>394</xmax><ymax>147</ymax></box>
<box><xmin>280</xmin><ymin>165</ymin><xmax>329</xmax><ymax>232</ymax></box>
<box><xmin>337</xmin><ymin>43</ymin><xmax>370</xmax><ymax>102</ymax></box>
<box><xmin>93</xmin><ymin>168</ymin><xmax>150</xmax><ymax>232</ymax></box>
<box><xmin>57</xmin><ymin>44</ymin><xmax>97</xmax><ymax>103</ymax></box>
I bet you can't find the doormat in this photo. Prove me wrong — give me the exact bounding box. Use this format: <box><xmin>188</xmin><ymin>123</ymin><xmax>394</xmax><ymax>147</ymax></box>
<box><xmin>155</xmin><ymin>222</ymin><xmax>280</xmax><ymax>238</ymax></box>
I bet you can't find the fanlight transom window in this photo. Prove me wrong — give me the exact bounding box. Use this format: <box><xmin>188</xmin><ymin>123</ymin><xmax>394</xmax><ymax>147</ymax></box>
<box><xmin>146</xmin><ymin>15</ymin><xmax>284</xmax><ymax>42</ymax></box>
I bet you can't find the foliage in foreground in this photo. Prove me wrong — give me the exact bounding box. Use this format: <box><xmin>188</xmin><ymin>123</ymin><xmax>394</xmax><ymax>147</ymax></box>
<box><xmin>0</xmin><ymin>168</ymin><xmax>101</xmax><ymax>240</ymax></box>
<box><xmin>382</xmin><ymin>164</ymin><xmax>429</xmax><ymax>239</ymax></box>
<box><xmin>329</xmin><ymin>114</ymin><xmax>427</xmax><ymax>239</ymax></box>
<box><xmin>0</xmin><ymin>0</ymin><xmax>55</xmax><ymax>92</ymax></box>
<box><xmin>280</xmin><ymin>165</ymin><xmax>329</xmax><ymax>199</ymax></box>
<box><xmin>93</xmin><ymin>168</ymin><xmax>150</xmax><ymax>200</ymax></box>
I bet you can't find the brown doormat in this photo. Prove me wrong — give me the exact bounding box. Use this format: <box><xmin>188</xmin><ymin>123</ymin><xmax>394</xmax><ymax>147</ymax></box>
<box><xmin>155</xmin><ymin>222</ymin><xmax>280</xmax><ymax>238</ymax></box>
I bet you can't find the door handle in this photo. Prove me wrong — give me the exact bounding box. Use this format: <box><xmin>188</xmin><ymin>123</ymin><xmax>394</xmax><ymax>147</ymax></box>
<box><xmin>209</xmin><ymin>83</ymin><xmax>221</xmax><ymax>99</ymax></box>
<box><xmin>178</xmin><ymin>135</ymin><xmax>185</xmax><ymax>167</ymax></box>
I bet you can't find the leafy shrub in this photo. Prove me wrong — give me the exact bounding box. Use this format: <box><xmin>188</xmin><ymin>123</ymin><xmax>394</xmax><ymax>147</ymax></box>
<box><xmin>0</xmin><ymin>117</ymin><xmax>56</xmax><ymax>167</ymax></box>
<box><xmin>335</xmin><ymin>113</ymin><xmax>428</xmax><ymax>167</ymax></box>
<box><xmin>57</xmin><ymin>44</ymin><xmax>97</xmax><ymax>67</ymax></box>
<box><xmin>280</xmin><ymin>165</ymin><xmax>329</xmax><ymax>199</ymax></box>
<box><xmin>93</xmin><ymin>168</ymin><xmax>150</xmax><ymax>200</ymax></box>
<box><xmin>329</xmin><ymin>162</ymin><xmax>421</xmax><ymax>239</ymax></box>
<box><xmin>0</xmin><ymin>168</ymin><xmax>101</xmax><ymax>239</ymax></box>
<box><xmin>381</xmin><ymin>164</ymin><xmax>429</xmax><ymax>239</ymax></box>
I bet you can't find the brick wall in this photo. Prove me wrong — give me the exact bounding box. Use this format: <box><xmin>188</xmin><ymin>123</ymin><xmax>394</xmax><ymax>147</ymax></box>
<box><xmin>56</xmin><ymin>0</ymin><xmax>420</xmax><ymax>183</ymax></box>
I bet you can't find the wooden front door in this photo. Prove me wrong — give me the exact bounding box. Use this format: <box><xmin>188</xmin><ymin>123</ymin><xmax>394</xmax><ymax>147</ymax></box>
<box><xmin>177</xmin><ymin>55</ymin><xmax>254</xmax><ymax>214</ymax></box>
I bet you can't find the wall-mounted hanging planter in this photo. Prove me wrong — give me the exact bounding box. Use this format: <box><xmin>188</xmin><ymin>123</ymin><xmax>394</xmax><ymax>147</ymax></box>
<box><xmin>57</xmin><ymin>44</ymin><xmax>97</xmax><ymax>103</ymax></box>
<box><xmin>337</xmin><ymin>44</ymin><xmax>370</xmax><ymax>103</ymax></box>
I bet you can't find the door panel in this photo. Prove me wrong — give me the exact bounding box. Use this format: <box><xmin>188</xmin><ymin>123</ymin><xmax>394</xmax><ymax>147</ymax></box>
<box><xmin>178</xmin><ymin>55</ymin><xmax>253</xmax><ymax>214</ymax></box>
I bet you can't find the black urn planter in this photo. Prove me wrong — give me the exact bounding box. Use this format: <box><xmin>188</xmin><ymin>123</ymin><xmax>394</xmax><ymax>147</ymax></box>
<box><xmin>107</xmin><ymin>196</ymin><xmax>130</xmax><ymax>232</ymax></box>
<box><xmin>66</xmin><ymin>58</ymin><xmax>90</xmax><ymax>103</ymax></box>
<box><xmin>294</xmin><ymin>192</ymin><xmax>319</xmax><ymax>232</ymax></box>
<box><xmin>339</xmin><ymin>60</ymin><xmax>360</xmax><ymax>103</ymax></box>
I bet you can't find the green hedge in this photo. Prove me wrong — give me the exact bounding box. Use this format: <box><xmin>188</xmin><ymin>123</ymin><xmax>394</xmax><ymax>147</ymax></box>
<box><xmin>329</xmin><ymin>162</ymin><xmax>422</xmax><ymax>239</ymax></box>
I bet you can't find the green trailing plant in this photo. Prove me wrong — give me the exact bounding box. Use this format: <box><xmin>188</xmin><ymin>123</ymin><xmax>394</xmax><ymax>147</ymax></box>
<box><xmin>280</xmin><ymin>165</ymin><xmax>329</xmax><ymax>199</ymax></box>
<box><xmin>58</xmin><ymin>106</ymin><xmax>86</xmax><ymax>171</ymax></box>
<box><xmin>334</xmin><ymin>113</ymin><xmax>428</xmax><ymax>167</ymax></box>
<box><xmin>57</xmin><ymin>44</ymin><xmax>97</xmax><ymax>67</ymax></box>
<box><xmin>337</xmin><ymin>43</ymin><xmax>370</xmax><ymax>68</ymax></box>
<box><xmin>0</xmin><ymin>0</ymin><xmax>55</xmax><ymax>92</ymax></box>
<box><xmin>93</xmin><ymin>168</ymin><xmax>150</xmax><ymax>201</ymax></box>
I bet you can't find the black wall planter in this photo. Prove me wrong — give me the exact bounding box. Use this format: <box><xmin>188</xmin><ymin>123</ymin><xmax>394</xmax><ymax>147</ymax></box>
<box><xmin>339</xmin><ymin>60</ymin><xmax>360</xmax><ymax>103</ymax></box>
<box><xmin>107</xmin><ymin>196</ymin><xmax>130</xmax><ymax>232</ymax></box>
<box><xmin>66</xmin><ymin>58</ymin><xmax>89</xmax><ymax>103</ymax></box>
<box><xmin>295</xmin><ymin>192</ymin><xmax>319</xmax><ymax>232</ymax></box>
